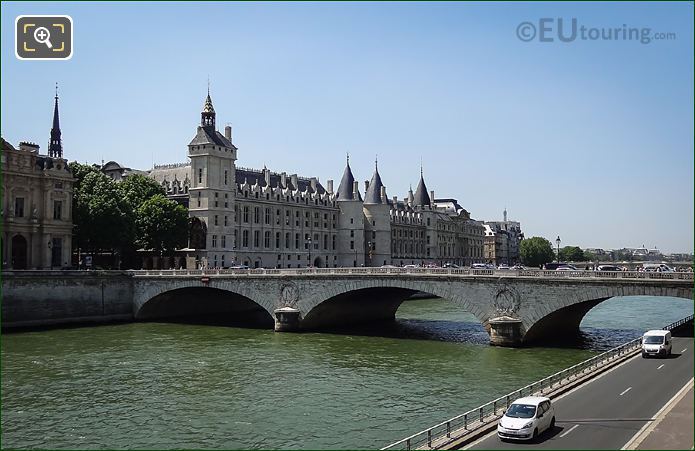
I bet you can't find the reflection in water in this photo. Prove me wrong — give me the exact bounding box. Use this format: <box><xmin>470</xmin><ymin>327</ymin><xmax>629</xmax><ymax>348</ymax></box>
<box><xmin>1</xmin><ymin>296</ymin><xmax>691</xmax><ymax>449</ymax></box>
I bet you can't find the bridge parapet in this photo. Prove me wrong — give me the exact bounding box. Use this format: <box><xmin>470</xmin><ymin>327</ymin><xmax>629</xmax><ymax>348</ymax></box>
<box><xmin>129</xmin><ymin>267</ymin><xmax>695</xmax><ymax>281</ymax></box>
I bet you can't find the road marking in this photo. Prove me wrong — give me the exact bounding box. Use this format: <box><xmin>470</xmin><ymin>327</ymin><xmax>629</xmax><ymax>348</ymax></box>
<box><xmin>657</xmin><ymin>364</ymin><xmax>665</xmax><ymax>370</ymax></box>
<box><xmin>681</xmin><ymin>348</ymin><xmax>687</xmax><ymax>353</ymax></box>
<box><xmin>559</xmin><ymin>424</ymin><xmax>579</xmax><ymax>437</ymax></box>
<box><xmin>619</xmin><ymin>387</ymin><xmax>632</xmax><ymax>396</ymax></box>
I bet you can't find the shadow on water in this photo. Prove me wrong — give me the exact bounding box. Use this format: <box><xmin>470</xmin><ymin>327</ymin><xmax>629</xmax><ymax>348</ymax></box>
<box><xmin>318</xmin><ymin>318</ymin><xmax>491</xmax><ymax>345</ymax></box>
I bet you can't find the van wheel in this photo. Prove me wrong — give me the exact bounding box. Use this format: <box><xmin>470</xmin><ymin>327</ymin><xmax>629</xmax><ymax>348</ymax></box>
<box><xmin>532</xmin><ymin>428</ymin><xmax>538</xmax><ymax>442</ymax></box>
<box><xmin>549</xmin><ymin>417</ymin><xmax>555</xmax><ymax>431</ymax></box>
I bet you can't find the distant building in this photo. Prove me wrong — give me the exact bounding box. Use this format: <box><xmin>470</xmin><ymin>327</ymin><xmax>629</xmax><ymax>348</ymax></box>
<box><xmin>2</xmin><ymin>89</ymin><xmax>74</xmax><ymax>269</ymax></box>
<box><xmin>483</xmin><ymin>209</ymin><xmax>523</xmax><ymax>265</ymax></box>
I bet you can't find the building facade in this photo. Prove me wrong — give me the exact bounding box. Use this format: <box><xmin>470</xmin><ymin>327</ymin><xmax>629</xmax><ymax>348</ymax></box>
<box><xmin>141</xmin><ymin>92</ymin><xmax>496</xmax><ymax>269</ymax></box>
<box><xmin>483</xmin><ymin>209</ymin><xmax>524</xmax><ymax>265</ymax></box>
<box><xmin>2</xmin><ymin>92</ymin><xmax>74</xmax><ymax>269</ymax></box>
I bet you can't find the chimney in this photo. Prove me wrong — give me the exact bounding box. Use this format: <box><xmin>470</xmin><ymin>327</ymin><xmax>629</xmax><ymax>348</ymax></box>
<box><xmin>327</xmin><ymin>179</ymin><xmax>334</xmax><ymax>194</ymax></box>
<box><xmin>264</xmin><ymin>168</ymin><xmax>270</xmax><ymax>186</ymax></box>
<box><xmin>430</xmin><ymin>190</ymin><xmax>435</xmax><ymax>205</ymax></box>
<box><xmin>393</xmin><ymin>195</ymin><xmax>398</xmax><ymax>205</ymax></box>
<box><xmin>290</xmin><ymin>174</ymin><xmax>298</xmax><ymax>188</ymax></box>
<box><xmin>310</xmin><ymin>177</ymin><xmax>317</xmax><ymax>192</ymax></box>
<box><xmin>225</xmin><ymin>125</ymin><xmax>232</xmax><ymax>141</ymax></box>
<box><xmin>380</xmin><ymin>186</ymin><xmax>387</xmax><ymax>204</ymax></box>
<box><xmin>281</xmin><ymin>172</ymin><xmax>287</xmax><ymax>188</ymax></box>
<box><xmin>365</xmin><ymin>180</ymin><xmax>370</xmax><ymax>192</ymax></box>
<box><xmin>352</xmin><ymin>181</ymin><xmax>359</xmax><ymax>198</ymax></box>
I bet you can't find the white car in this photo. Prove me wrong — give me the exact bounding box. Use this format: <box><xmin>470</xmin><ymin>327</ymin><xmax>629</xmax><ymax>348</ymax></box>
<box><xmin>497</xmin><ymin>396</ymin><xmax>555</xmax><ymax>441</ymax></box>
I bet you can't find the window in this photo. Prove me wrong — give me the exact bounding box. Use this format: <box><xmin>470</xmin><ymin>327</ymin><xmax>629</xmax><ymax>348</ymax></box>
<box><xmin>350</xmin><ymin>230</ymin><xmax>354</xmax><ymax>238</ymax></box>
<box><xmin>254</xmin><ymin>230</ymin><xmax>260</xmax><ymax>247</ymax></box>
<box><xmin>224</xmin><ymin>170</ymin><xmax>228</xmax><ymax>185</ymax></box>
<box><xmin>350</xmin><ymin>240</ymin><xmax>354</xmax><ymax>250</ymax></box>
<box><xmin>53</xmin><ymin>200</ymin><xmax>62</xmax><ymax>220</ymax></box>
<box><xmin>323</xmin><ymin>234</ymin><xmax>328</xmax><ymax>250</ymax></box>
<box><xmin>197</xmin><ymin>192</ymin><xmax>201</xmax><ymax>207</ymax></box>
<box><xmin>222</xmin><ymin>235</ymin><xmax>226</xmax><ymax>248</ymax></box>
<box><xmin>295</xmin><ymin>233</ymin><xmax>300</xmax><ymax>249</ymax></box>
<box><xmin>214</xmin><ymin>192</ymin><xmax>219</xmax><ymax>207</ymax></box>
<box><xmin>198</xmin><ymin>168</ymin><xmax>203</xmax><ymax>184</ymax></box>
<box><xmin>224</xmin><ymin>216</ymin><xmax>228</xmax><ymax>226</ymax></box>
<box><xmin>265</xmin><ymin>208</ymin><xmax>271</xmax><ymax>225</ymax></box>
<box><xmin>212</xmin><ymin>235</ymin><xmax>217</xmax><ymax>248</ymax></box>
<box><xmin>427</xmin><ymin>218</ymin><xmax>431</xmax><ymax>226</ymax></box>
<box><xmin>276</xmin><ymin>209</ymin><xmax>280</xmax><ymax>225</ymax></box>
<box><xmin>214</xmin><ymin>215</ymin><xmax>219</xmax><ymax>226</ymax></box>
<box><xmin>350</xmin><ymin>218</ymin><xmax>354</xmax><ymax>224</ymax></box>
<box><xmin>332</xmin><ymin>235</ymin><xmax>336</xmax><ymax>250</ymax></box>
<box><xmin>276</xmin><ymin>232</ymin><xmax>280</xmax><ymax>249</ymax></box>
<box><xmin>254</xmin><ymin>207</ymin><xmax>260</xmax><ymax>224</ymax></box>
<box><xmin>14</xmin><ymin>197</ymin><xmax>24</xmax><ymax>217</ymax></box>
<box><xmin>224</xmin><ymin>193</ymin><xmax>228</xmax><ymax>208</ymax></box>
<box><xmin>242</xmin><ymin>230</ymin><xmax>249</xmax><ymax>247</ymax></box>
<box><xmin>264</xmin><ymin>231</ymin><xmax>271</xmax><ymax>248</ymax></box>
<box><xmin>243</xmin><ymin>206</ymin><xmax>249</xmax><ymax>223</ymax></box>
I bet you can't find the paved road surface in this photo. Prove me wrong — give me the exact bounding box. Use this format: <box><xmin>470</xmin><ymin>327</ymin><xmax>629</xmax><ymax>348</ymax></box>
<box><xmin>468</xmin><ymin>337</ymin><xmax>694</xmax><ymax>449</ymax></box>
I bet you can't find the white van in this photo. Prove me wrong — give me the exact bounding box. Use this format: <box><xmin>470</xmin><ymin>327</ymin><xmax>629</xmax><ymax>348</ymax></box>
<box><xmin>641</xmin><ymin>330</ymin><xmax>672</xmax><ymax>358</ymax></box>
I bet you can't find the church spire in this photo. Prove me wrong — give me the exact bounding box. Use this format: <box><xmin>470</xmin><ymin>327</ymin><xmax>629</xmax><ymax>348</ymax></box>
<box><xmin>48</xmin><ymin>83</ymin><xmax>63</xmax><ymax>158</ymax></box>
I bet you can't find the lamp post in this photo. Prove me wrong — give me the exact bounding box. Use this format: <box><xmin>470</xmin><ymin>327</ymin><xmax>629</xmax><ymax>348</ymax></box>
<box><xmin>47</xmin><ymin>240</ymin><xmax>52</xmax><ymax>269</ymax></box>
<box><xmin>307</xmin><ymin>236</ymin><xmax>312</xmax><ymax>268</ymax></box>
<box><xmin>367</xmin><ymin>241</ymin><xmax>373</xmax><ymax>267</ymax></box>
<box><xmin>556</xmin><ymin>236</ymin><xmax>561</xmax><ymax>263</ymax></box>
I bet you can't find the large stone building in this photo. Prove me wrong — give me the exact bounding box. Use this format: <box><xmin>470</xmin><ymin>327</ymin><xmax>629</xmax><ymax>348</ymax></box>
<box><xmin>140</xmin><ymin>92</ymin><xmax>492</xmax><ymax>269</ymax></box>
<box><xmin>2</xmin><ymin>91</ymin><xmax>74</xmax><ymax>269</ymax></box>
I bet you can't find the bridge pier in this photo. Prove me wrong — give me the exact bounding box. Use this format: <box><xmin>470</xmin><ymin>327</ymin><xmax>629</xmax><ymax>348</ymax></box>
<box><xmin>488</xmin><ymin>316</ymin><xmax>523</xmax><ymax>347</ymax></box>
<box><xmin>274</xmin><ymin>307</ymin><xmax>302</xmax><ymax>332</ymax></box>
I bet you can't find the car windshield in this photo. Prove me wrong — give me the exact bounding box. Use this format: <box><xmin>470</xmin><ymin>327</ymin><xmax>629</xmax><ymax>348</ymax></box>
<box><xmin>644</xmin><ymin>336</ymin><xmax>664</xmax><ymax>344</ymax></box>
<box><xmin>505</xmin><ymin>403</ymin><xmax>536</xmax><ymax>418</ymax></box>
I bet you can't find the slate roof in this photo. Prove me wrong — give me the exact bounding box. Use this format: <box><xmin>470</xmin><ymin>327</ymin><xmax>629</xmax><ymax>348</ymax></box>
<box><xmin>335</xmin><ymin>161</ymin><xmax>362</xmax><ymax>201</ymax></box>
<box><xmin>189</xmin><ymin>126</ymin><xmax>237</xmax><ymax>148</ymax></box>
<box><xmin>364</xmin><ymin>165</ymin><xmax>386</xmax><ymax>204</ymax></box>
<box><xmin>413</xmin><ymin>174</ymin><xmax>431</xmax><ymax>207</ymax></box>
<box><xmin>236</xmin><ymin>168</ymin><xmax>327</xmax><ymax>194</ymax></box>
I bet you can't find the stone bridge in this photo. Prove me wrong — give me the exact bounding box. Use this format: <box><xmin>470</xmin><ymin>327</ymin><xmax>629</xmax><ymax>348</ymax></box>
<box><xmin>130</xmin><ymin>268</ymin><xmax>694</xmax><ymax>345</ymax></box>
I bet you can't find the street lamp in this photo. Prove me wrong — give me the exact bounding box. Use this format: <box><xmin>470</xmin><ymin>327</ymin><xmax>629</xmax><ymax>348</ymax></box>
<box><xmin>556</xmin><ymin>236</ymin><xmax>561</xmax><ymax>263</ymax></box>
<box><xmin>307</xmin><ymin>236</ymin><xmax>312</xmax><ymax>268</ymax></box>
<box><xmin>367</xmin><ymin>241</ymin><xmax>373</xmax><ymax>267</ymax></box>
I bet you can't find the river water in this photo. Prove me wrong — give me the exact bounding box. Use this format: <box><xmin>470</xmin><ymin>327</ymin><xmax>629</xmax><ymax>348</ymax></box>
<box><xmin>1</xmin><ymin>295</ymin><xmax>692</xmax><ymax>449</ymax></box>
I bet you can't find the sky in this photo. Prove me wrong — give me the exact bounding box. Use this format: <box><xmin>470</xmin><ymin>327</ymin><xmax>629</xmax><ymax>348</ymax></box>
<box><xmin>2</xmin><ymin>1</ymin><xmax>693</xmax><ymax>254</ymax></box>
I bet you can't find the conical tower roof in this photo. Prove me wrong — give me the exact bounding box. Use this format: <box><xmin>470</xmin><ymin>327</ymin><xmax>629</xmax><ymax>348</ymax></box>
<box><xmin>413</xmin><ymin>168</ymin><xmax>431</xmax><ymax>207</ymax></box>
<box><xmin>336</xmin><ymin>156</ymin><xmax>357</xmax><ymax>201</ymax></box>
<box><xmin>364</xmin><ymin>160</ymin><xmax>385</xmax><ymax>204</ymax></box>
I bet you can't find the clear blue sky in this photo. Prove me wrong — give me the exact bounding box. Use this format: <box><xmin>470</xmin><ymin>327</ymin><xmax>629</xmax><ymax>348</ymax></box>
<box><xmin>2</xmin><ymin>1</ymin><xmax>693</xmax><ymax>253</ymax></box>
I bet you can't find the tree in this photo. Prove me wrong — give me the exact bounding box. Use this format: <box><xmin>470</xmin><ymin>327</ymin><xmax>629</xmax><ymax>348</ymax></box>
<box><xmin>520</xmin><ymin>237</ymin><xmax>555</xmax><ymax>267</ymax></box>
<box><xmin>72</xmin><ymin>170</ymin><xmax>135</xmax><ymax>255</ymax></box>
<box><xmin>560</xmin><ymin>246</ymin><xmax>585</xmax><ymax>262</ymax></box>
<box><xmin>117</xmin><ymin>174</ymin><xmax>166</xmax><ymax>212</ymax></box>
<box><xmin>135</xmin><ymin>195</ymin><xmax>189</xmax><ymax>253</ymax></box>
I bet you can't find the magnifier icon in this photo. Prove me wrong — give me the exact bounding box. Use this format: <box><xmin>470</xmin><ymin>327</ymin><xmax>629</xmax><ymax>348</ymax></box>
<box><xmin>33</xmin><ymin>27</ymin><xmax>53</xmax><ymax>49</ymax></box>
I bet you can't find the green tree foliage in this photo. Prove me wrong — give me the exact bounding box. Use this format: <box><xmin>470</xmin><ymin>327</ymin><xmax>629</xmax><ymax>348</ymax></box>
<box><xmin>117</xmin><ymin>174</ymin><xmax>166</xmax><ymax>212</ymax></box>
<box><xmin>135</xmin><ymin>195</ymin><xmax>189</xmax><ymax>253</ymax></box>
<box><xmin>519</xmin><ymin>237</ymin><xmax>555</xmax><ymax>267</ymax></box>
<box><xmin>559</xmin><ymin>246</ymin><xmax>586</xmax><ymax>262</ymax></box>
<box><xmin>70</xmin><ymin>165</ymin><xmax>135</xmax><ymax>253</ymax></box>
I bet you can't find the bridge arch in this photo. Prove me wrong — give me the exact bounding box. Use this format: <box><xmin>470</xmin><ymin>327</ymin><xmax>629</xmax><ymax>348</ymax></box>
<box><xmin>523</xmin><ymin>284</ymin><xmax>693</xmax><ymax>344</ymax></box>
<box><xmin>299</xmin><ymin>277</ymin><xmax>488</xmax><ymax>331</ymax></box>
<box><xmin>133</xmin><ymin>280</ymin><xmax>275</xmax><ymax>327</ymax></box>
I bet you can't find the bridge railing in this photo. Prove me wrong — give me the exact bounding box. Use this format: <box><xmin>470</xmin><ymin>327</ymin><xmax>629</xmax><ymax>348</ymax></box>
<box><xmin>128</xmin><ymin>267</ymin><xmax>694</xmax><ymax>280</ymax></box>
<box><xmin>379</xmin><ymin>314</ymin><xmax>694</xmax><ymax>450</ymax></box>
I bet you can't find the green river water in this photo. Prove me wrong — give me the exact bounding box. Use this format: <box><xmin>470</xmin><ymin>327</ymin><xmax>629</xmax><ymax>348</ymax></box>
<box><xmin>1</xmin><ymin>295</ymin><xmax>692</xmax><ymax>449</ymax></box>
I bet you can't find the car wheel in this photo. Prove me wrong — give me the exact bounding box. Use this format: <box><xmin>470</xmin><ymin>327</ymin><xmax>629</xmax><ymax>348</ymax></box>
<box><xmin>532</xmin><ymin>428</ymin><xmax>538</xmax><ymax>442</ymax></box>
<box><xmin>549</xmin><ymin>417</ymin><xmax>555</xmax><ymax>431</ymax></box>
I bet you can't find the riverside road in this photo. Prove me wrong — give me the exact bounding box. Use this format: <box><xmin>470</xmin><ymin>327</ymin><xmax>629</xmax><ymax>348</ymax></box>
<box><xmin>467</xmin><ymin>336</ymin><xmax>694</xmax><ymax>449</ymax></box>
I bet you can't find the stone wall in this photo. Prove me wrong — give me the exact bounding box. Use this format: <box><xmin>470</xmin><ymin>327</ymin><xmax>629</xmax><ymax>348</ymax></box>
<box><xmin>2</xmin><ymin>271</ymin><xmax>133</xmax><ymax>328</ymax></box>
